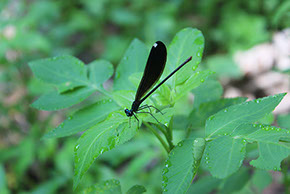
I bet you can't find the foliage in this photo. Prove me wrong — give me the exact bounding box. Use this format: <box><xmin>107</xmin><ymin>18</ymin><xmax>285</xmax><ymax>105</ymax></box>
<box><xmin>1</xmin><ymin>0</ymin><xmax>289</xmax><ymax>193</ymax></box>
<box><xmin>28</xmin><ymin>28</ymin><xmax>290</xmax><ymax>193</ymax></box>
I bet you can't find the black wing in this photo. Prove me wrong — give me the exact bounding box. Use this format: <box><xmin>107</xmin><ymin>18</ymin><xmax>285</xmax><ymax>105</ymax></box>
<box><xmin>135</xmin><ymin>41</ymin><xmax>167</xmax><ymax>102</ymax></box>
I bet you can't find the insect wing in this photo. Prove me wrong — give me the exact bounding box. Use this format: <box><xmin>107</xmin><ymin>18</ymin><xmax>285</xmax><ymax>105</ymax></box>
<box><xmin>135</xmin><ymin>41</ymin><xmax>167</xmax><ymax>101</ymax></box>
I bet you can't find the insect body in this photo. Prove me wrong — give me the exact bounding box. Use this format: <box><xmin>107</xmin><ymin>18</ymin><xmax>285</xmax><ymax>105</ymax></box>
<box><xmin>124</xmin><ymin>41</ymin><xmax>192</xmax><ymax>124</ymax></box>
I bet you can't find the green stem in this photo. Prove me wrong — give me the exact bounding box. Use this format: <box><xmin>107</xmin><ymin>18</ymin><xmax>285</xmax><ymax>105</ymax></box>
<box><xmin>143</xmin><ymin>122</ymin><xmax>170</xmax><ymax>153</ymax></box>
<box><xmin>167</xmin><ymin>117</ymin><xmax>174</xmax><ymax>150</ymax></box>
<box><xmin>155</xmin><ymin>124</ymin><xmax>174</xmax><ymax>150</ymax></box>
<box><xmin>154</xmin><ymin>124</ymin><xmax>167</xmax><ymax>136</ymax></box>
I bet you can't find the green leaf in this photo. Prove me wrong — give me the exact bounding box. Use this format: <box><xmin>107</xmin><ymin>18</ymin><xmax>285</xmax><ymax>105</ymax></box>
<box><xmin>43</xmin><ymin>99</ymin><xmax>120</xmax><ymax>139</ymax></box>
<box><xmin>205</xmin><ymin>93</ymin><xmax>286</xmax><ymax>138</ymax></box>
<box><xmin>187</xmin><ymin>176</ymin><xmax>221</xmax><ymax>194</ymax></box>
<box><xmin>192</xmin><ymin>78</ymin><xmax>223</xmax><ymax>108</ymax></box>
<box><xmin>167</xmin><ymin>28</ymin><xmax>204</xmax><ymax>86</ymax></box>
<box><xmin>175</xmin><ymin>70</ymin><xmax>213</xmax><ymax>101</ymax></box>
<box><xmin>29</xmin><ymin>55</ymin><xmax>88</xmax><ymax>93</ymax></box>
<box><xmin>189</xmin><ymin>97</ymin><xmax>247</xmax><ymax>128</ymax></box>
<box><xmin>83</xmin><ymin>179</ymin><xmax>121</xmax><ymax>194</ymax></box>
<box><xmin>126</xmin><ymin>185</ymin><xmax>146</xmax><ymax>194</ymax></box>
<box><xmin>219</xmin><ymin>167</ymin><xmax>250</xmax><ymax>194</ymax></box>
<box><xmin>114</xmin><ymin>39</ymin><xmax>149</xmax><ymax>90</ymax></box>
<box><xmin>206</xmin><ymin>54</ymin><xmax>241</xmax><ymax>78</ymax></box>
<box><xmin>73</xmin><ymin>111</ymin><xmax>137</xmax><ymax>189</ymax></box>
<box><xmin>143</xmin><ymin>107</ymin><xmax>174</xmax><ymax>126</ymax></box>
<box><xmin>277</xmin><ymin>114</ymin><xmax>290</xmax><ymax>129</ymax></box>
<box><xmin>162</xmin><ymin>139</ymin><xmax>195</xmax><ymax>194</ymax></box>
<box><xmin>112</xmin><ymin>90</ymin><xmax>135</xmax><ymax>108</ymax></box>
<box><xmin>232</xmin><ymin>124</ymin><xmax>290</xmax><ymax>171</ymax></box>
<box><xmin>28</xmin><ymin>78</ymin><xmax>54</xmax><ymax>95</ymax></box>
<box><xmin>202</xmin><ymin>136</ymin><xmax>246</xmax><ymax>178</ymax></box>
<box><xmin>251</xmin><ymin>141</ymin><xmax>290</xmax><ymax>171</ymax></box>
<box><xmin>258</xmin><ymin>113</ymin><xmax>274</xmax><ymax>125</ymax></box>
<box><xmin>153</xmin><ymin>84</ymin><xmax>172</xmax><ymax>106</ymax></box>
<box><xmin>112</xmin><ymin>90</ymin><xmax>153</xmax><ymax>111</ymax></box>
<box><xmin>128</xmin><ymin>72</ymin><xmax>143</xmax><ymax>89</ymax></box>
<box><xmin>31</xmin><ymin>87</ymin><xmax>95</xmax><ymax>111</ymax></box>
<box><xmin>88</xmin><ymin>59</ymin><xmax>114</xmax><ymax>85</ymax></box>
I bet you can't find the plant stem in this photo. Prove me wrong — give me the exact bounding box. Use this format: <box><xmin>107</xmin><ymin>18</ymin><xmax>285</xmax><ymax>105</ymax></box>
<box><xmin>143</xmin><ymin>122</ymin><xmax>170</xmax><ymax>153</ymax></box>
<box><xmin>154</xmin><ymin>123</ymin><xmax>167</xmax><ymax>136</ymax></box>
<box><xmin>155</xmin><ymin>124</ymin><xmax>174</xmax><ymax>150</ymax></box>
<box><xmin>167</xmin><ymin>117</ymin><xmax>174</xmax><ymax>150</ymax></box>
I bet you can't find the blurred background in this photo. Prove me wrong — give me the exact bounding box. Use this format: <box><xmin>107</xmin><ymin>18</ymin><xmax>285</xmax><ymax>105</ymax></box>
<box><xmin>0</xmin><ymin>0</ymin><xmax>289</xmax><ymax>193</ymax></box>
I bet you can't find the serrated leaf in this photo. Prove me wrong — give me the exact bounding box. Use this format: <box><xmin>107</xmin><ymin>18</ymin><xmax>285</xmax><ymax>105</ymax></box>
<box><xmin>88</xmin><ymin>59</ymin><xmax>114</xmax><ymax>85</ymax></box>
<box><xmin>73</xmin><ymin>111</ymin><xmax>137</xmax><ymax>189</ymax></box>
<box><xmin>202</xmin><ymin>136</ymin><xmax>246</xmax><ymax>178</ymax></box>
<box><xmin>114</xmin><ymin>39</ymin><xmax>149</xmax><ymax>90</ymax></box>
<box><xmin>246</xmin><ymin>125</ymin><xmax>290</xmax><ymax>143</ymax></box>
<box><xmin>205</xmin><ymin>93</ymin><xmax>286</xmax><ymax>138</ymax></box>
<box><xmin>231</xmin><ymin>124</ymin><xmax>290</xmax><ymax>170</ymax></box>
<box><xmin>250</xmin><ymin>142</ymin><xmax>290</xmax><ymax>171</ymax></box>
<box><xmin>175</xmin><ymin>70</ymin><xmax>212</xmax><ymax>101</ymax></box>
<box><xmin>83</xmin><ymin>179</ymin><xmax>121</xmax><ymax>194</ymax></box>
<box><xmin>126</xmin><ymin>185</ymin><xmax>146</xmax><ymax>194</ymax></box>
<box><xmin>162</xmin><ymin>139</ymin><xmax>196</xmax><ymax>194</ymax></box>
<box><xmin>43</xmin><ymin>99</ymin><xmax>120</xmax><ymax>139</ymax></box>
<box><xmin>31</xmin><ymin>87</ymin><xmax>95</xmax><ymax>111</ymax></box>
<box><xmin>167</xmin><ymin>28</ymin><xmax>204</xmax><ymax>86</ymax></box>
<box><xmin>189</xmin><ymin>97</ymin><xmax>247</xmax><ymax>128</ymax></box>
<box><xmin>29</xmin><ymin>55</ymin><xmax>88</xmax><ymax>93</ymax></box>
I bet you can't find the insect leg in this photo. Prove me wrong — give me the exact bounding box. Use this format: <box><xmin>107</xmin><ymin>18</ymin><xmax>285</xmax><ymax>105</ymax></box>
<box><xmin>138</xmin><ymin>104</ymin><xmax>152</xmax><ymax>113</ymax></box>
<box><xmin>147</xmin><ymin>105</ymin><xmax>163</xmax><ymax>115</ymax></box>
<box><xmin>133</xmin><ymin>113</ymin><xmax>139</xmax><ymax>128</ymax></box>
<box><xmin>139</xmin><ymin>105</ymin><xmax>163</xmax><ymax>115</ymax></box>
<box><xmin>139</xmin><ymin>104</ymin><xmax>164</xmax><ymax>115</ymax></box>
<box><xmin>136</xmin><ymin>111</ymin><xmax>160</xmax><ymax>124</ymax></box>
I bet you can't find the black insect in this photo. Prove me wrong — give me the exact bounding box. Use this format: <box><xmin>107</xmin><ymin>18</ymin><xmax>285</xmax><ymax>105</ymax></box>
<box><xmin>124</xmin><ymin>41</ymin><xmax>192</xmax><ymax>125</ymax></box>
